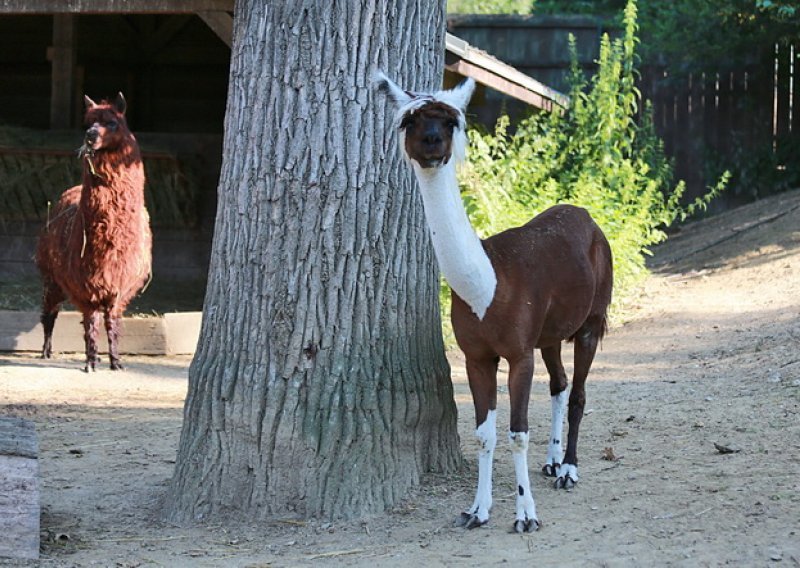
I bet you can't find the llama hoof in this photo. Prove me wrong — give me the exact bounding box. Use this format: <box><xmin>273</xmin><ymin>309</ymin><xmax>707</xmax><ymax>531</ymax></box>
<box><xmin>83</xmin><ymin>356</ymin><xmax>100</xmax><ymax>373</ymax></box>
<box><xmin>542</xmin><ymin>463</ymin><xmax>560</xmax><ymax>477</ymax></box>
<box><xmin>554</xmin><ymin>464</ymin><xmax>579</xmax><ymax>490</ymax></box>
<box><xmin>456</xmin><ymin>512</ymin><xmax>487</xmax><ymax>529</ymax></box>
<box><xmin>513</xmin><ymin>518</ymin><xmax>540</xmax><ymax>533</ymax></box>
<box><xmin>110</xmin><ymin>362</ymin><xmax>124</xmax><ymax>371</ymax></box>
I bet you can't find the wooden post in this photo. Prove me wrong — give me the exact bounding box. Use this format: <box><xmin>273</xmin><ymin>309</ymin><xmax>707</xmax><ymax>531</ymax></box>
<box><xmin>49</xmin><ymin>14</ymin><xmax>76</xmax><ymax>129</ymax></box>
<box><xmin>197</xmin><ymin>11</ymin><xmax>233</xmax><ymax>47</ymax></box>
<box><xmin>0</xmin><ymin>416</ymin><xmax>40</xmax><ymax>560</ymax></box>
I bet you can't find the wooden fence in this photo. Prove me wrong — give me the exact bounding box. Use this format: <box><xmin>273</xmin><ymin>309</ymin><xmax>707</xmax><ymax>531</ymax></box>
<box><xmin>449</xmin><ymin>16</ymin><xmax>798</xmax><ymax>212</ymax></box>
<box><xmin>642</xmin><ymin>44</ymin><xmax>797</xmax><ymax>211</ymax></box>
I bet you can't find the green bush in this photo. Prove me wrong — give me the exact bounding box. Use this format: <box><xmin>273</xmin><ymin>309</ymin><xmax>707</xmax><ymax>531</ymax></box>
<box><xmin>447</xmin><ymin>0</ymin><xmax>534</xmax><ymax>14</ymax></box>
<box><xmin>442</xmin><ymin>0</ymin><xmax>726</xmax><ymax>342</ymax></box>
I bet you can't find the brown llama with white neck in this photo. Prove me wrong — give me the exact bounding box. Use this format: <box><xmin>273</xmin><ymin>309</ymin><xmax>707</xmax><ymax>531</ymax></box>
<box><xmin>36</xmin><ymin>93</ymin><xmax>152</xmax><ymax>372</ymax></box>
<box><xmin>376</xmin><ymin>73</ymin><xmax>613</xmax><ymax>532</ymax></box>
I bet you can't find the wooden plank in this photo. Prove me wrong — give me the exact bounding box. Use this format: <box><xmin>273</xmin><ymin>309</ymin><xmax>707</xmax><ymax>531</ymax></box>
<box><xmin>0</xmin><ymin>416</ymin><xmax>39</xmax><ymax>561</ymax></box>
<box><xmin>49</xmin><ymin>14</ymin><xmax>75</xmax><ymax>129</ymax></box>
<box><xmin>445</xmin><ymin>32</ymin><xmax>569</xmax><ymax>110</ymax></box>
<box><xmin>0</xmin><ymin>0</ymin><xmax>233</xmax><ymax>14</ymax></box>
<box><xmin>686</xmin><ymin>72</ymin><xmax>704</xmax><ymax>198</ymax></box>
<box><xmin>792</xmin><ymin>44</ymin><xmax>799</xmax><ymax>136</ymax></box>
<box><xmin>164</xmin><ymin>311</ymin><xmax>202</xmax><ymax>354</ymax></box>
<box><xmin>197</xmin><ymin>10</ymin><xmax>232</xmax><ymax>47</ymax></box>
<box><xmin>445</xmin><ymin>59</ymin><xmax>554</xmax><ymax>111</ymax></box>
<box><xmin>775</xmin><ymin>42</ymin><xmax>791</xmax><ymax>145</ymax></box>
<box><xmin>0</xmin><ymin>310</ymin><xmax>169</xmax><ymax>354</ymax></box>
<box><xmin>716</xmin><ymin>71</ymin><xmax>733</xmax><ymax>158</ymax></box>
<box><xmin>673</xmin><ymin>77</ymin><xmax>692</xmax><ymax>199</ymax></box>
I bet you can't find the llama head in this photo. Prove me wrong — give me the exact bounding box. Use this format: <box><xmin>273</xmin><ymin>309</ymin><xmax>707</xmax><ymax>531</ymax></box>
<box><xmin>375</xmin><ymin>72</ymin><xmax>475</xmax><ymax>169</ymax></box>
<box><xmin>82</xmin><ymin>93</ymin><xmax>130</xmax><ymax>153</ymax></box>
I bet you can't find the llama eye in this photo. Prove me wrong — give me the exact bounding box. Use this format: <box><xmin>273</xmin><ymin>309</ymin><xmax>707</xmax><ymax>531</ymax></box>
<box><xmin>447</xmin><ymin>119</ymin><xmax>459</xmax><ymax>129</ymax></box>
<box><xmin>107</xmin><ymin>120</ymin><xmax>118</xmax><ymax>131</ymax></box>
<box><xmin>400</xmin><ymin>116</ymin><xmax>415</xmax><ymax>130</ymax></box>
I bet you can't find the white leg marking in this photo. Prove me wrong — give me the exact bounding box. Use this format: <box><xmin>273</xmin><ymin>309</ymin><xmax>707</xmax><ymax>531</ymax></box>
<box><xmin>544</xmin><ymin>391</ymin><xmax>567</xmax><ymax>474</ymax></box>
<box><xmin>465</xmin><ymin>409</ymin><xmax>496</xmax><ymax>526</ymax></box>
<box><xmin>555</xmin><ymin>463</ymin><xmax>579</xmax><ymax>489</ymax></box>
<box><xmin>509</xmin><ymin>431</ymin><xmax>539</xmax><ymax>532</ymax></box>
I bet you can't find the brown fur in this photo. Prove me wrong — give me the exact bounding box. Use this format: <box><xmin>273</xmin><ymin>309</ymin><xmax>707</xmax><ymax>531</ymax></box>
<box><xmin>451</xmin><ymin>204</ymin><xmax>613</xmax><ymax>436</ymax></box>
<box><xmin>36</xmin><ymin>94</ymin><xmax>152</xmax><ymax>371</ymax></box>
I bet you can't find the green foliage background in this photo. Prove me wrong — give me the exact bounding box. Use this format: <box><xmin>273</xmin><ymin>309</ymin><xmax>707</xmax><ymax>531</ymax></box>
<box><xmin>441</xmin><ymin>0</ymin><xmax>725</xmax><ymax>343</ymax></box>
<box><xmin>448</xmin><ymin>0</ymin><xmax>534</xmax><ymax>14</ymax></box>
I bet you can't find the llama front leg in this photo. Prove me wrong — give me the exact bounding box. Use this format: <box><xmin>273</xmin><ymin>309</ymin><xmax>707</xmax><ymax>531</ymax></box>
<box><xmin>104</xmin><ymin>311</ymin><xmax>124</xmax><ymax>370</ymax></box>
<box><xmin>457</xmin><ymin>356</ymin><xmax>498</xmax><ymax>529</ymax></box>
<box><xmin>82</xmin><ymin>311</ymin><xmax>101</xmax><ymax>372</ymax></box>
<box><xmin>457</xmin><ymin>408</ymin><xmax>496</xmax><ymax>529</ymax></box>
<box><xmin>508</xmin><ymin>355</ymin><xmax>539</xmax><ymax>532</ymax></box>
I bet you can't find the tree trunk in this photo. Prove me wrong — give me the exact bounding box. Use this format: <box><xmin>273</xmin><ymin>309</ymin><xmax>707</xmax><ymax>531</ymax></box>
<box><xmin>164</xmin><ymin>0</ymin><xmax>461</xmax><ymax>523</ymax></box>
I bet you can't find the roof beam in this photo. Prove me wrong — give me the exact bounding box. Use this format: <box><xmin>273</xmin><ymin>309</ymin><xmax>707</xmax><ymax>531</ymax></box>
<box><xmin>445</xmin><ymin>32</ymin><xmax>569</xmax><ymax>110</ymax></box>
<box><xmin>0</xmin><ymin>0</ymin><xmax>233</xmax><ymax>14</ymax></box>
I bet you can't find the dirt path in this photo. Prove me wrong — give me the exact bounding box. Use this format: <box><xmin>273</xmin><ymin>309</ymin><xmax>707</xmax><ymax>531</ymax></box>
<box><xmin>2</xmin><ymin>190</ymin><xmax>799</xmax><ymax>567</ymax></box>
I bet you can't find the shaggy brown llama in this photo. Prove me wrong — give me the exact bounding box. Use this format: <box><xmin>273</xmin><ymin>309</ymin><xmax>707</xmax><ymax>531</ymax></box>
<box><xmin>36</xmin><ymin>93</ymin><xmax>152</xmax><ymax>372</ymax></box>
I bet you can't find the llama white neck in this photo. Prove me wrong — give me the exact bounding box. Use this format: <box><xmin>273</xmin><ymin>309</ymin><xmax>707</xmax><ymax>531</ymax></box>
<box><xmin>412</xmin><ymin>159</ymin><xmax>497</xmax><ymax>319</ymax></box>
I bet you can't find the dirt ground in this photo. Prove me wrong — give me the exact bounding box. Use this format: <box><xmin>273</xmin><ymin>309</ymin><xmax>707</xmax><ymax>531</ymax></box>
<box><xmin>1</xmin><ymin>189</ymin><xmax>799</xmax><ymax>567</ymax></box>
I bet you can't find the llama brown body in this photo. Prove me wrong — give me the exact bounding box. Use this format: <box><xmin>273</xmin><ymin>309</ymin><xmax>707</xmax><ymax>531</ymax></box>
<box><xmin>377</xmin><ymin>73</ymin><xmax>613</xmax><ymax>532</ymax></box>
<box><xmin>36</xmin><ymin>93</ymin><xmax>152</xmax><ymax>371</ymax></box>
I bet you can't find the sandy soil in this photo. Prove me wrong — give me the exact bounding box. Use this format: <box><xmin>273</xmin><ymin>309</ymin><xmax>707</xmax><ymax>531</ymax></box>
<box><xmin>1</xmin><ymin>189</ymin><xmax>799</xmax><ymax>567</ymax></box>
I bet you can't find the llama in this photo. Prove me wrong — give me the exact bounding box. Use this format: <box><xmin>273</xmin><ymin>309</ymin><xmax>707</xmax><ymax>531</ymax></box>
<box><xmin>36</xmin><ymin>93</ymin><xmax>152</xmax><ymax>372</ymax></box>
<box><xmin>376</xmin><ymin>73</ymin><xmax>613</xmax><ymax>532</ymax></box>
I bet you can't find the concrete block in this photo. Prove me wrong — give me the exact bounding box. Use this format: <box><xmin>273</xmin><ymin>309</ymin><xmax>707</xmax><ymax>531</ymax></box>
<box><xmin>0</xmin><ymin>416</ymin><xmax>39</xmax><ymax>560</ymax></box>
<box><xmin>0</xmin><ymin>310</ymin><xmax>168</xmax><ymax>355</ymax></box>
<box><xmin>164</xmin><ymin>312</ymin><xmax>202</xmax><ymax>355</ymax></box>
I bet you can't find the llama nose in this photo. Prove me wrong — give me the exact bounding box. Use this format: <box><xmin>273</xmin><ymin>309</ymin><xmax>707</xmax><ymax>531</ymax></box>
<box><xmin>85</xmin><ymin>128</ymin><xmax>99</xmax><ymax>144</ymax></box>
<box><xmin>423</xmin><ymin>132</ymin><xmax>443</xmax><ymax>146</ymax></box>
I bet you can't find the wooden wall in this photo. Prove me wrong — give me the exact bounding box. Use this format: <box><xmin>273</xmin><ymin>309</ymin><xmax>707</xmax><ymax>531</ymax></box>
<box><xmin>0</xmin><ymin>14</ymin><xmax>230</xmax><ymax>132</ymax></box>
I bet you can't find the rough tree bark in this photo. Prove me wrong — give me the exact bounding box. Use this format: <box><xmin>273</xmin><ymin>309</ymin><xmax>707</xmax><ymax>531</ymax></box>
<box><xmin>163</xmin><ymin>0</ymin><xmax>461</xmax><ymax>522</ymax></box>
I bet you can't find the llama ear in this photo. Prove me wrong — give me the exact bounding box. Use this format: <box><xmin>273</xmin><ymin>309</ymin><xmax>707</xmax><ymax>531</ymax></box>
<box><xmin>374</xmin><ymin>71</ymin><xmax>414</xmax><ymax>107</ymax></box>
<box><xmin>446</xmin><ymin>77</ymin><xmax>476</xmax><ymax>112</ymax></box>
<box><xmin>114</xmin><ymin>92</ymin><xmax>127</xmax><ymax>115</ymax></box>
<box><xmin>84</xmin><ymin>95</ymin><xmax>98</xmax><ymax>109</ymax></box>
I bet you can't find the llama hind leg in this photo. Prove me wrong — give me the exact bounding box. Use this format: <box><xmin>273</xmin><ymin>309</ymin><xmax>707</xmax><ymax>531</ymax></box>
<box><xmin>104</xmin><ymin>311</ymin><xmax>124</xmax><ymax>370</ymax></box>
<box><xmin>556</xmin><ymin>322</ymin><xmax>602</xmax><ymax>490</ymax></box>
<box><xmin>40</xmin><ymin>279</ymin><xmax>66</xmax><ymax>359</ymax></box>
<box><xmin>82</xmin><ymin>311</ymin><xmax>101</xmax><ymax>372</ymax></box>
